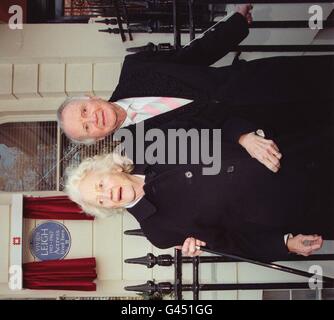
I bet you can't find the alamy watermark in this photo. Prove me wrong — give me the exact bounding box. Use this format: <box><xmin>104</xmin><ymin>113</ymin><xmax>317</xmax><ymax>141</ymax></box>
<box><xmin>308</xmin><ymin>5</ymin><xmax>323</xmax><ymax>30</ymax></box>
<box><xmin>308</xmin><ymin>264</ymin><xmax>323</xmax><ymax>290</ymax></box>
<box><xmin>8</xmin><ymin>265</ymin><xmax>22</xmax><ymax>290</ymax></box>
<box><xmin>113</xmin><ymin>122</ymin><xmax>222</xmax><ymax>175</ymax></box>
<box><xmin>8</xmin><ymin>5</ymin><xmax>23</xmax><ymax>30</ymax></box>
<box><xmin>6</xmin><ymin>4</ymin><xmax>324</xmax><ymax>31</ymax></box>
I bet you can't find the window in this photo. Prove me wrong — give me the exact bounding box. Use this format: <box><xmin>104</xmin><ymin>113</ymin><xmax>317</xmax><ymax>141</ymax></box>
<box><xmin>59</xmin><ymin>132</ymin><xmax>117</xmax><ymax>190</ymax></box>
<box><xmin>0</xmin><ymin>122</ymin><xmax>57</xmax><ymax>192</ymax></box>
<box><xmin>0</xmin><ymin>121</ymin><xmax>117</xmax><ymax>192</ymax></box>
<box><xmin>63</xmin><ymin>0</ymin><xmax>114</xmax><ymax>17</ymax></box>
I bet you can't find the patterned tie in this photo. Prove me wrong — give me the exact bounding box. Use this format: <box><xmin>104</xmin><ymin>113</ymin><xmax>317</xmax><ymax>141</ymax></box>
<box><xmin>127</xmin><ymin>97</ymin><xmax>190</xmax><ymax>123</ymax></box>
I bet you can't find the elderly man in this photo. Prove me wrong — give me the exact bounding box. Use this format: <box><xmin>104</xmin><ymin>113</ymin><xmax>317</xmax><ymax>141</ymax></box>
<box><xmin>58</xmin><ymin>5</ymin><xmax>253</xmax><ymax>143</ymax></box>
<box><xmin>57</xmin><ymin>3</ymin><xmax>334</xmax><ymax>173</ymax></box>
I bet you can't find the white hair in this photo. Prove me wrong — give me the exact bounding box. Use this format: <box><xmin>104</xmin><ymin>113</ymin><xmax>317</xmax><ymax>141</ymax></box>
<box><xmin>65</xmin><ymin>153</ymin><xmax>134</xmax><ymax>218</ymax></box>
<box><xmin>57</xmin><ymin>96</ymin><xmax>97</xmax><ymax>145</ymax></box>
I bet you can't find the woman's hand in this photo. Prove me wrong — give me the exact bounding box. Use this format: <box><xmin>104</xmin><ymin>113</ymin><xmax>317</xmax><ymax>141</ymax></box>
<box><xmin>175</xmin><ymin>237</ymin><xmax>206</xmax><ymax>257</ymax></box>
<box><xmin>236</xmin><ymin>4</ymin><xmax>253</xmax><ymax>24</ymax></box>
<box><xmin>287</xmin><ymin>234</ymin><xmax>323</xmax><ymax>256</ymax></box>
<box><xmin>239</xmin><ymin>132</ymin><xmax>282</xmax><ymax>173</ymax></box>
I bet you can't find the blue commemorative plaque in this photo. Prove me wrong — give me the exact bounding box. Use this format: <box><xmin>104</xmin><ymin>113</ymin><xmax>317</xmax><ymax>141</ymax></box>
<box><xmin>29</xmin><ymin>221</ymin><xmax>71</xmax><ymax>261</ymax></box>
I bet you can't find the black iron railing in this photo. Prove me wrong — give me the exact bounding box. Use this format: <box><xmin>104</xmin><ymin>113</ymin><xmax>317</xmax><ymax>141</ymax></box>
<box><xmin>124</xmin><ymin>229</ymin><xmax>334</xmax><ymax>300</ymax></box>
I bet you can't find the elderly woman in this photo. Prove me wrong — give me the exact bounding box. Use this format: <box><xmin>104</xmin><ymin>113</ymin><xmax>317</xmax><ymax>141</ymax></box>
<box><xmin>66</xmin><ymin>129</ymin><xmax>334</xmax><ymax>262</ymax></box>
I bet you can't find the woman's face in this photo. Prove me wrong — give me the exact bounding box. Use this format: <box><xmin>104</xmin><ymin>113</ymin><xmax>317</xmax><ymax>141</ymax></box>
<box><xmin>78</xmin><ymin>168</ymin><xmax>138</xmax><ymax>209</ymax></box>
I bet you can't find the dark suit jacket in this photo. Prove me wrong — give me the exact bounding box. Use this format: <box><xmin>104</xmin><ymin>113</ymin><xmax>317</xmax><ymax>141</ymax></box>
<box><xmin>127</xmin><ymin>131</ymin><xmax>334</xmax><ymax>262</ymax></box>
<box><xmin>110</xmin><ymin>13</ymin><xmax>250</xmax><ymax>103</ymax></box>
<box><xmin>110</xmin><ymin>12</ymin><xmax>334</xmax><ymax>138</ymax></box>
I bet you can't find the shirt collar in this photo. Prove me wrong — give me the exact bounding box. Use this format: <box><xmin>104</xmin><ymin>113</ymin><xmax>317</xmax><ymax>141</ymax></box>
<box><xmin>125</xmin><ymin>167</ymin><xmax>158</xmax><ymax>220</ymax></box>
<box><xmin>125</xmin><ymin>174</ymin><xmax>145</xmax><ymax>209</ymax></box>
<box><xmin>114</xmin><ymin>99</ymin><xmax>134</xmax><ymax>128</ymax></box>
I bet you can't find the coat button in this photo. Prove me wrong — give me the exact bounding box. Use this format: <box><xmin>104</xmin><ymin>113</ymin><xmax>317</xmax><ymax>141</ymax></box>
<box><xmin>227</xmin><ymin>165</ymin><xmax>234</xmax><ymax>173</ymax></box>
<box><xmin>185</xmin><ymin>171</ymin><xmax>193</xmax><ymax>178</ymax></box>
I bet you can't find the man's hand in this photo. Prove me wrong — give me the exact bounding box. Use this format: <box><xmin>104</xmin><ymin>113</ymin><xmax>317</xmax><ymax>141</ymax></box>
<box><xmin>239</xmin><ymin>132</ymin><xmax>282</xmax><ymax>173</ymax></box>
<box><xmin>236</xmin><ymin>4</ymin><xmax>253</xmax><ymax>24</ymax></box>
<box><xmin>287</xmin><ymin>234</ymin><xmax>323</xmax><ymax>256</ymax></box>
<box><xmin>175</xmin><ymin>237</ymin><xmax>206</xmax><ymax>257</ymax></box>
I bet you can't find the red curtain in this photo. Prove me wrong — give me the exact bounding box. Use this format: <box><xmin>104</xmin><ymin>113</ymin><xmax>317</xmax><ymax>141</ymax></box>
<box><xmin>23</xmin><ymin>196</ymin><xmax>94</xmax><ymax>220</ymax></box>
<box><xmin>23</xmin><ymin>258</ymin><xmax>97</xmax><ymax>291</ymax></box>
<box><xmin>0</xmin><ymin>1</ymin><xmax>27</xmax><ymax>23</ymax></box>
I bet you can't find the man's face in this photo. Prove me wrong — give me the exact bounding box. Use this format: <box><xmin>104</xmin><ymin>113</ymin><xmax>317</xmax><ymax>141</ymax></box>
<box><xmin>78</xmin><ymin>169</ymin><xmax>137</xmax><ymax>209</ymax></box>
<box><xmin>61</xmin><ymin>98</ymin><xmax>118</xmax><ymax>141</ymax></box>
